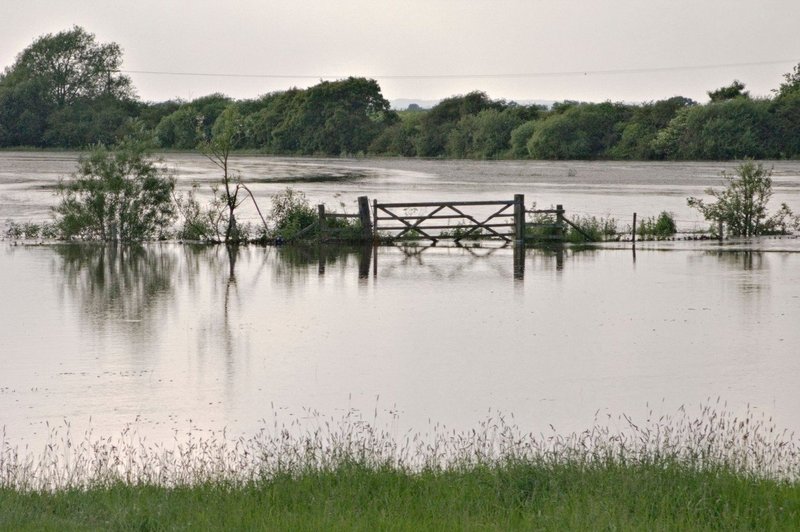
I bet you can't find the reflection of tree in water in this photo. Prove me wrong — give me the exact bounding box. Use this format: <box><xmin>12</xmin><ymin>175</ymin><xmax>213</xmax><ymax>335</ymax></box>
<box><xmin>54</xmin><ymin>243</ymin><xmax>176</xmax><ymax>325</ymax></box>
<box><xmin>709</xmin><ymin>251</ymin><xmax>765</xmax><ymax>271</ymax></box>
<box><xmin>274</xmin><ymin>244</ymin><xmax>372</xmax><ymax>281</ymax></box>
<box><xmin>701</xmin><ymin>251</ymin><xmax>768</xmax><ymax>293</ymax></box>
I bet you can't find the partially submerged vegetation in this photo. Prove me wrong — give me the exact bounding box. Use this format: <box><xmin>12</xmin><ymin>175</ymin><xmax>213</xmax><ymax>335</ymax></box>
<box><xmin>1</xmin><ymin>405</ymin><xmax>799</xmax><ymax>529</ymax></box>
<box><xmin>689</xmin><ymin>160</ymin><xmax>800</xmax><ymax>237</ymax></box>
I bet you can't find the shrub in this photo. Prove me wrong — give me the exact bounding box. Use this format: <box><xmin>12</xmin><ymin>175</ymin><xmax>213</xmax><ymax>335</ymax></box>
<box><xmin>687</xmin><ymin>161</ymin><xmax>799</xmax><ymax>236</ymax></box>
<box><xmin>173</xmin><ymin>184</ymin><xmax>215</xmax><ymax>241</ymax></box>
<box><xmin>637</xmin><ymin>211</ymin><xmax>677</xmax><ymax>239</ymax></box>
<box><xmin>270</xmin><ymin>188</ymin><xmax>318</xmax><ymax>239</ymax></box>
<box><xmin>3</xmin><ymin>221</ymin><xmax>58</xmax><ymax>240</ymax></box>
<box><xmin>54</xmin><ymin>138</ymin><xmax>175</xmax><ymax>241</ymax></box>
<box><xmin>565</xmin><ymin>215</ymin><xmax>619</xmax><ymax>243</ymax></box>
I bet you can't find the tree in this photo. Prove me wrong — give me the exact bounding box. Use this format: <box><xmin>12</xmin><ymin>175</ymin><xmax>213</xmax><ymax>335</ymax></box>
<box><xmin>198</xmin><ymin>106</ymin><xmax>268</xmax><ymax>243</ymax></box>
<box><xmin>774</xmin><ymin>63</ymin><xmax>800</xmax><ymax>99</ymax></box>
<box><xmin>445</xmin><ymin>108</ymin><xmax>524</xmax><ymax>159</ymax></box>
<box><xmin>3</xmin><ymin>26</ymin><xmax>133</xmax><ymax>106</ymax></box>
<box><xmin>707</xmin><ymin>80</ymin><xmax>749</xmax><ymax>103</ymax></box>
<box><xmin>414</xmin><ymin>91</ymin><xmax>503</xmax><ymax>156</ymax></box>
<box><xmin>609</xmin><ymin>96</ymin><xmax>695</xmax><ymax>160</ymax></box>
<box><xmin>652</xmin><ymin>98</ymin><xmax>775</xmax><ymax>160</ymax></box>
<box><xmin>54</xmin><ymin>136</ymin><xmax>175</xmax><ymax>241</ymax></box>
<box><xmin>527</xmin><ymin>102</ymin><xmax>630</xmax><ymax>159</ymax></box>
<box><xmin>687</xmin><ymin>161</ymin><xmax>798</xmax><ymax>236</ymax></box>
<box><xmin>0</xmin><ymin>26</ymin><xmax>134</xmax><ymax>147</ymax></box>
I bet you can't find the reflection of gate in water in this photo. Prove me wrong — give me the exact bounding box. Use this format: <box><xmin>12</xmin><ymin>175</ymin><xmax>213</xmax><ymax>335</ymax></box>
<box><xmin>314</xmin><ymin>243</ymin><xmax>568</xmax><ymax>281</ymax></box>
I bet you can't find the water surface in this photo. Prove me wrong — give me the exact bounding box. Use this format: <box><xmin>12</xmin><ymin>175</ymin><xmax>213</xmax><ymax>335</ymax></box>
<box><xmin>1</xmin><ymin>242</ymin><xmax>798</xmax><ymax>448</ymax></box>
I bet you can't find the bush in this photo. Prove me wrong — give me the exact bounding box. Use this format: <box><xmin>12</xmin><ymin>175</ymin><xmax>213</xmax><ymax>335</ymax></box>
<box><xmin>270</xmin><ymin>188</ymin><xmax>318</xmax><ymax>239</ymax></box>
<box><xmin>687</xmin><ymin>161</ymin><xmax>799</xmax><ymax>236</ymax></box>
<box><xmin>173</xmin><ymin>184</ymin><xmax>215</xmax><ymax>241</ymax></box>
<box><xmin>54</xmin><ymin>138</ymin><xmax>176</xmax><ymax>241</ymax></box>
<box><xmin>637</xmin><ymin>211</ymin><xmax>677</xmax><ymax>239</ymax></box>
<box><xmin>565</xmin><ymin>215</ymin><xmax>619</xmax><ymax>243</ymax></box>
<box><xmin>3</xmin><ymin>221</ymin><xmax>59</xmax><ymax>240</ymax></box>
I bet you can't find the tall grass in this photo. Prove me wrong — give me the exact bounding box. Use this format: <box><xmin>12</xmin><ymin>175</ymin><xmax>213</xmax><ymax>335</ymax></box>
<box><xmin>564</xmin><ymin>214</ymin><xmax>619</xmax><ymax>243</ymax></box>
<box><xmin>2</xmin><ymin>403</ymin><xmax>798</xmax><ymax>491</ymax></box>
<box><xmin>2</xmin><ymin>404</ymin><xmax>799</xmax><ymax>529</ymax></box>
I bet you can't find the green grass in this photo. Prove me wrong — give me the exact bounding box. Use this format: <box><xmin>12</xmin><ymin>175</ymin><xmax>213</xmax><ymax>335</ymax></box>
<box><xmin>2</xmin><ymin>405</ymin><xmax>799</xmax><ymax>529</ymax></box>
<box><xmin>2</xmin><ymin>462</ymin><xmax>798</xmax><ymax>530</ymax></box>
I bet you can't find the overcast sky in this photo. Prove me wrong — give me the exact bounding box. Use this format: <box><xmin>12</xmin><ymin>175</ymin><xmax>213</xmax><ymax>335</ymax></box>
<box><xmin>2</xmin><ymin>0</ymin><xmax>799</xmax><ymax>105</ymax></box>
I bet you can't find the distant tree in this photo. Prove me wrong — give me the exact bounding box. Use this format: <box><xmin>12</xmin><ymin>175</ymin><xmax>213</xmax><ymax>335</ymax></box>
<box><xmin>368</xmin><ymin>111</ymin><xmax>422</xmax><ymax>156</ymax></box>
<box><xmin>2</xmin><ymin>26</ymin><xmax>133</xmax><ymax>106</ymax></box>
<box><xmin>242</xmin><ymin>89</ymin><xmax>303</xmax><ymax>150</ymax></box>
<box><xmin>0</xmin><ymin>26</ymin><xmax>134</xmax><ymax>147</ymax></box>
<box><xmin>652</xmin><ymin>98</ymin><xmax>774</xmax><ymax>160</ymax></box>
<box><xmin>774</xmin><ymin>63</ymin><xmax>800</xmax><ymax>99</ymax></box>
<box><xmin>446</xmin><ymin>108</ymin><xmax>523</xmax><ymax>158</ymax></box>
<box><xmin>155</xmin><ymin>106</ymin><xmax>202</xmax><ymax>149</ymax></box>
<box><xmin>707</xmin><ymin>80</ymin><xmax>749</xmax><ymax>102</ymax></box>
<box><xmin>135</xmin><ymin>100</ymin><xmax>183</xmax><ymax>130</ymax></box>
<box><xmin>687</xmin><ymin>161</ymin><xmax>798</xmax><ymax>236</ymax></box>
<box><xmin>154</xmin><ymin>94</ymin><xmax>231</xmax><ymax>149</ymax></box>
<box><xmin>314</xmin><ymin>78</ymin><xmax>396</xmax><ymax>154</ymax></box>
<box><xmin>509</xmin><ymin>121</ymin><xmax>537</xmax><ymax>158</ymax></box>
<box><xmin>268</xmin><ymin>78</ymin><xmax>396</xmax><ymax>155</ymax></box>
<box><xmin>54</xmin><ymin>135</ymin><xmax>175</xmax><ymax>241</ymax></box>
<box><xmin>527</xmin><ymin>102</ymin><xmax>630</xmax><ymax>159</ymax></box>
<box><xmin>609</xmin><ymin>96</ymin><xmax>695</xmax><ymax>159</ymax></box>
<box><xmin>414</xmin><ymin>92</ymin><xmax>505</xmax><ymax>156</ymax></box>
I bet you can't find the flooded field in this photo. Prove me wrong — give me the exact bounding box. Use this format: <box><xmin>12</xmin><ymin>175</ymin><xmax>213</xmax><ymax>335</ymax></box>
<box><xmin>1</xmin><ymin>153</ymin><xmax>800</xmax><ymax>450</ymax></box>
<box><xmin>1</xmin><ymin>241</ymin><xmax>799</xmax><ymax>449</ymax></box>
<box><xmin>3</xmin><ymin>152</ymin><xmax>800</xmax><ymax>232</ymax></box>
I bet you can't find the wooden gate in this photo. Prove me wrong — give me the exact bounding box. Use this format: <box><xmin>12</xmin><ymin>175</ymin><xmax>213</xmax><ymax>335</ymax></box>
<box><xmin>372</xmin><ymin>198</ymin><xmax>521</xmax><ymax>243</ymax></box>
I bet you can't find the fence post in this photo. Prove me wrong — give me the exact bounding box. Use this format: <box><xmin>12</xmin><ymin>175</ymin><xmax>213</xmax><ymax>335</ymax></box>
<box><xmin>358</xmin><ymin>196</ymin><xmax>372</xmax><ymax>242</ymax></box>
<box><xmin>632</xmin><ymin>212</ymin><xmax>637</xmax><ymax>244</ymax></box>
<box><xmin>513</xmin><ymin>240</ymin><xmax>525</xmax><ymax>280</ymax></box>
<box><xmin>372</xmin><ymin>199</ymin><xmax>379</xmax><ymax>240</ymax></box>
<box><xmin>718</xmin><ymin>220</ymin><xmax>723</xmax><ymax>241</ymax></box>
<box><xmin>556</xmin><ymin>204</ymin><xmax>564</xmax><ymax>241</ymax></box>
<box><xmin>318</xmin><ymin>204</ymin><xmax>326</xmax><ymax>241</ymax></box>
<box><xmin>514</xmin><ymin>194</ymin><xmax>525</xmax><ymax>243</ymax></box>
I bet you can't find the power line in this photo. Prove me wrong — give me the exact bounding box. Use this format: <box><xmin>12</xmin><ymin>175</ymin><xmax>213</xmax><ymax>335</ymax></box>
<box><xmin>118</xmin><ymin>59</ymin><xmax>798</xmax><ymax>81</ymax></box>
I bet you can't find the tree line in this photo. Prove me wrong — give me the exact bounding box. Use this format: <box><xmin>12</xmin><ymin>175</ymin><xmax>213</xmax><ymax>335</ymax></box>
<box><xmin>2</xmin><ymin>26</ymin><xmax>800</xmax><ymax>160</ymax></box>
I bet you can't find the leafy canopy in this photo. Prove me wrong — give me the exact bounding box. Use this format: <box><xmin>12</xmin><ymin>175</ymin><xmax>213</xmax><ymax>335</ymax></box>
<box><xmin>2</xmin><ymin>25</ymin><xmax>133</xmax><ymax>106</ymax></box>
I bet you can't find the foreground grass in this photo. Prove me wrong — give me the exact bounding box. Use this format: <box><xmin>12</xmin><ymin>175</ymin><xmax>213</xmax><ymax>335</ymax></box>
<box><xmin>2</xmin><ymin>461</ymin><xmax>799</xmax><ymax>530</ymax></box>
<box><xmin>3</xmin><ymin>404</ymin><xmax>799</xmax><ymax>529</ymax></box>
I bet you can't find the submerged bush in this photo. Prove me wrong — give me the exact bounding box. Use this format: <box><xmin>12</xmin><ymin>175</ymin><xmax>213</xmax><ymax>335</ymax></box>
<box><xmin>565</xmin><ymin>215</ymin><xmax>619</xmax><ymax>243</ymax></box>
<box><xmin>3</xmin><ymin>221</ymin><xmax>59</xmax><ymax>240</ymax></box>
<box><xmin>637</xmin><ymin>211</ymin><xmax>677</xmax><ymax>239</ymax></box>
<box><xmin>173</xmin><ymin>184</ymin><xmax>216</xmax><ymax>241</ymax></box>
<box><xmin>54</xmin><ymin>138</ymin><xmax>176</xmax><ymax>241</ymax></box>
<box><xmin>270</xmin><ymin>188</ymin><xmax>318</xmax><ymax>239</ymax></box>
<box><xmin>688</xmin><ymin>161</ymin><xmax>799</xmax><ymax>236</ymax></box>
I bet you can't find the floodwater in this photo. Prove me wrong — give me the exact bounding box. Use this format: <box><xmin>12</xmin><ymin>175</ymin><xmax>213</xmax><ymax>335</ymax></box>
<box><xmin>1</xmin><ymin>153</ymin><xmax>800</xmax><ymax>449</ymax></box>
<box><xmin>3</xmin><ymin>152</ymin><xmax>800</xmax><ymax>231</ymax></box>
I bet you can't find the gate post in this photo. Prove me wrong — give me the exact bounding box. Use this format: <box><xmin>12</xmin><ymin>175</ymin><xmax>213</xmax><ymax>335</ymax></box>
<box><xmin>514</xmin><ymin>194</ymin><xmax>525</xmax><ymax>243</ymax></box>
<box><xmin>358</xmin><ymin>196</ymin><xmax>372</xmax><ymax>242</ymax></box>
<box><xmin>318</xmin><ymin>204</ymin><xmax>326</xmax><ymax>241</ymax></box>
<box><xmin>372</xmin><ymin>199</ymin><xmax>379</xmax><ymax>240</ymax></box>
<box><xmin>556</xmin><ymin>204</ymin><xmax>564</xmax><ymax>241</ymax></box>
